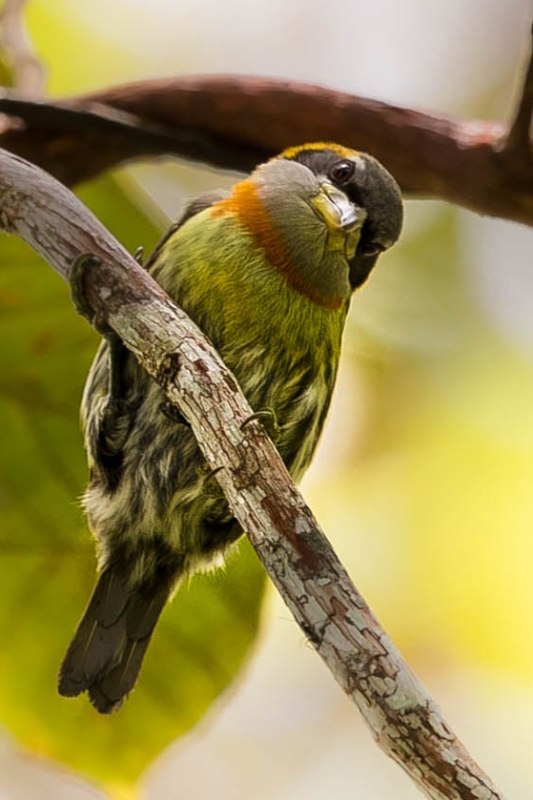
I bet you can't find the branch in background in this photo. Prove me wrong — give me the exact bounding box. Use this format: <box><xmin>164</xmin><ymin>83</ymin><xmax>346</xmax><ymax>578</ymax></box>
<box><xmin>0</xmin><ymin>92</ymin><xmax>268</xmax><ymax>179</ymax></box>
<box><xmin>0</xmin><ymin>147</ymin><xmax>506</xmax><ymax>800</ymax></box>
<box><xmin>0</xmin><ymin>0</ymin><xmax>46</xmax><ymax>97</ymax></box>
<box><xmin>0</xmin><ymin>70</ymin><xmax>532</xmax><ymax>226</ymax></box>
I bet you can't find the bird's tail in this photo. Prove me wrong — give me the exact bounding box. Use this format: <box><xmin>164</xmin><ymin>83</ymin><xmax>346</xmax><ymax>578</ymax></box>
<box><xmin>58</xmin><ymin>564</ymin><xmax>174</xmax><ymax>713</ymax></box>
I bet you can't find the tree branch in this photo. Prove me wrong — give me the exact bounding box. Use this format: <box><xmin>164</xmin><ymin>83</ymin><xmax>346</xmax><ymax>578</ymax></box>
<box><xmin>0</xmin><ymin>148</ymin><xmax>506</xmax><ymax>800</ymax></box>
<box><xmin>0</xmin><ymin>0</ymin><xmax>46</xmax><ymax>97</ymax></box>
<box><xmin>0</xmin><ymin>70</ymin><xmax>531</xmax><ymax>226</ymax></box>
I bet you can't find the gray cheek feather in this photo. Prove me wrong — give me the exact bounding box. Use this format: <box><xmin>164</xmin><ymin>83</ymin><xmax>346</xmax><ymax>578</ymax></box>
<box><xmin>253</xmin><ymin>160</ymin><xmax>353</xmax><ymax>302</ymax></box>
<box><xmin>253</xmin><ymin>158</ymin><xmax>320</xmax><ymax>195</ymax></box>
<box><xmin>267</xmin><ymin>194</ymin><xmax>352</xmax><ymax>301</ymax></box>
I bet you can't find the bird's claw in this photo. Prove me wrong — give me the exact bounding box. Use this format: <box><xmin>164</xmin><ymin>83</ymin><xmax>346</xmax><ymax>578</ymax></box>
<box><xmin>159</xmin><ymin>401</ymin><xmax>190</xmax><ymax>426</ymax></box>
<box><xmin>241</xmin><ymin>408</ymin><xmax>280</xmax><ymax>441</ymax></box>
<box><xmin>70</xmin><ymin>253</ymin><xmax>113</xmax><ymax>336</ymax></box>
<box><xmin>133</xmin><ymin>246</ymin><xmax>144</xmax><ymax>266</ymax></box>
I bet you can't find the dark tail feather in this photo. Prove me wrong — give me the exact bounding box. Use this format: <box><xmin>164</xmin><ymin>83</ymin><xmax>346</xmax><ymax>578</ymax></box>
<box><xmin>58</xmin><ymin>566</ymin><xmax>171</xmax><ymax>713</ymax></box>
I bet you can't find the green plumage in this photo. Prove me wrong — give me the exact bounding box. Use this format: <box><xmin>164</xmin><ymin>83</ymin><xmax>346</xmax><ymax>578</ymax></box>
<box><xmin>153</xmin><ymin>208</ymin><xmax>347</xmax><ymax>479</ymax></box>
<box><xmin>58</xmin><ymin>147</ymin><xmax>403</xmax><ymax>713</ymax></box>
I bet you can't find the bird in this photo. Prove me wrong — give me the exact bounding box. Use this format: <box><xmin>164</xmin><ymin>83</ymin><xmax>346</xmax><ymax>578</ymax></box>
<box><xmin>58</xmin><ymin>142</ymin><xmax>403</xmax><ymax>713</ymax></box>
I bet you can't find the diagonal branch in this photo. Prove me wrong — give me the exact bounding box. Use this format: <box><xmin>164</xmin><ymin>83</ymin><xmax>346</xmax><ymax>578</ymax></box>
<box><xmin>0</xmin><ymin>91</ymin><xmax>268</xmax><ymax>176</ymax></box>
<box><xmin>0</xmin><ymin>147</ymin><xmax>507</xmax><ymax>800</ymax></box>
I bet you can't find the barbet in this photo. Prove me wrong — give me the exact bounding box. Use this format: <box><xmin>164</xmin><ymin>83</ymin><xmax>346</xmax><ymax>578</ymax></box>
<box><xmin>59</xmin><ymin>143</ymin><xmax>403</xmax><ymax>712</ymax></box>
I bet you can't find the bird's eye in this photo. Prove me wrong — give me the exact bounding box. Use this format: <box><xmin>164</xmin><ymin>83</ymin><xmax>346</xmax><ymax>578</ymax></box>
<box><xmin>329</xmin><ymin>160</ymin><xmax>355</xmax><ymax>185</ymax></box>
<box><xmin>359</xmin><ymin>241</ymin><xmax>384</xmax><ymax>258</ymax></box>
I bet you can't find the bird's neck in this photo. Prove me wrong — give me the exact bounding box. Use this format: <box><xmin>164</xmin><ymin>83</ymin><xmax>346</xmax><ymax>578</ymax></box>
<box><xmin>211</xmin><ymin>180</ymin><xmax>350</xmax><ymax>310</ymax></box>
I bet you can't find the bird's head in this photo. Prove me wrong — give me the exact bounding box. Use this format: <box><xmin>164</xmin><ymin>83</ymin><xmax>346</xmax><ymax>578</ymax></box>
<box><xmin>212</xmin><ymin>142</ymin><xmax>403</xmax><ymax>310</ymax></box>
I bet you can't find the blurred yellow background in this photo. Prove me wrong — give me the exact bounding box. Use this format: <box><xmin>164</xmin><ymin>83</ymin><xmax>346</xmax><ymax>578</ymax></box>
<box><xmin>1</xmin><ymin>0</ymin><xmax>532</xmax><ymax>797</ymax></box>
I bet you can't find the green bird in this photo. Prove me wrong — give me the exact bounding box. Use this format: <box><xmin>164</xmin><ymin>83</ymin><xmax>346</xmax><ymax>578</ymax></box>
<box><xmin>59</xmin><ymin>142</ymin><xmax>403</xmax><ymax>713</ymax></box>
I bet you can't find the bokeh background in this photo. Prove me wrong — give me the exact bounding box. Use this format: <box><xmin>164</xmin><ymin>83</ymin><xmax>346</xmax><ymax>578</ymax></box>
<box><xmin>0</xmin><ymin>0</ymin><xmax>532</xmax><ymax>797</ymax></box>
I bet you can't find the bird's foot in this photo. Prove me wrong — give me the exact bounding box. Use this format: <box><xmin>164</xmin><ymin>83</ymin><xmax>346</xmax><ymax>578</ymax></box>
<box><xmin>133</xmin><ymin>246</ymin><xmax>144</xmax><ymax>266</ymax></box>
<box><xmin>241</xmin><ymin>408</ymin><xmax>280</xmax><ymax>442</ymax></box>
<box><xmin>159</xmin><ymin>401</ymin><xmax>191</xmax><ymax>426</ymax></box>
<box><xmin>70</xmin><ymin>253</ymin><xmax>113</xmax><ymax>336</ymax></box>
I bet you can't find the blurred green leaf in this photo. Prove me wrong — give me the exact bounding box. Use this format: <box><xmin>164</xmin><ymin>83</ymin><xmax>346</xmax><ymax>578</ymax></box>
<box><xmin>0</xmin><ymin>173</ymin><xmax>266</xmax><ymax>793</ymax></box>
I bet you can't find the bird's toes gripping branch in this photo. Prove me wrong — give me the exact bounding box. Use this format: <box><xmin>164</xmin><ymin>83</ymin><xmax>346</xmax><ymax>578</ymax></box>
<box><xmin>159</xmin><ymin>400</ymin><xmax>191</xmax><ymax>427</ymax></box>
<box><xmin>133</xmin><ymin>245</ymin><xmax>144</xmax><ymax>266</ymax></box>
<box><xmin>70</xmin><ymin>252</ymin><xmax>114</xmax><ymax>336</ymax></box>
<box><xmin>241</xmin><ymin>408</ymin><xmax>281</xmax><ymax>443</ymax></box>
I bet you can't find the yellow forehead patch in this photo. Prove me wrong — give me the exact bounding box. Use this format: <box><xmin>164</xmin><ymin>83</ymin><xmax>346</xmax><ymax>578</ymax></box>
<box><xmin>277</xmin><ymin>142</ymin><xmax>359</xmax><ymax>160</ymax></box>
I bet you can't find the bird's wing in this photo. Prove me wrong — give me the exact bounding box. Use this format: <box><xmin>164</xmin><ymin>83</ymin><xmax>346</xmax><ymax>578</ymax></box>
<box><xmin>82</xmin><ymin>189</ymin><xmax>230</xmax><ymax>475</ymax></box>
<box><xmin>144</xmin><ymin>189</ymin><xmax>231</xmax><ymax>272</ymax></box>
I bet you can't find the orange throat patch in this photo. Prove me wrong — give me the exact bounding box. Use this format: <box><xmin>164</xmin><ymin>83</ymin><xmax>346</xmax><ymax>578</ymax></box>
<box><xmin>211</xmin><ymin>179</ymin><xmax>344</xmax><ymax>311</ymax></box>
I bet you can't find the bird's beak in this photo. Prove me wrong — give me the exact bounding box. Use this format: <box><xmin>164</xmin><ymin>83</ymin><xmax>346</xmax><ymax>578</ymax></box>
<box><xmin>311</xmin><ymin>182</ymin><xmax>366</xmax><ymax>257</ymax></box>
<box><xmin>311</xmin><ymin>182</ymin><xmax>366</xmax><ymax>232</ymax></box>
